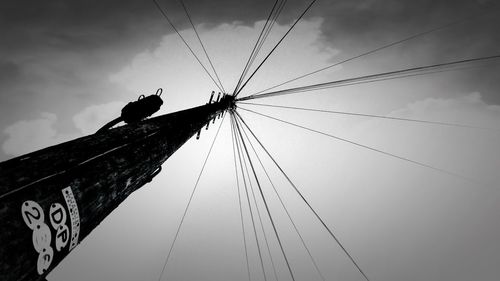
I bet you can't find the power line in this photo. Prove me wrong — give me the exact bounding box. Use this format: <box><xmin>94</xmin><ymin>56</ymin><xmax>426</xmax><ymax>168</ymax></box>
<box><xmin>250</xmin><ymin>9</ymin><xmax>495</xmax><ymax>96</ymax></box>
<box><xmin>239</xmin><ymin>107</ymin><xmax>483</xmax><ymax>186</ymax></box>
<box><xmin>157</xmin><ymin>115</ymin><xmax>226</xmax><ymax>281</ymax></box>
<box><xmin>234</xmin><ymin>0</ymin><xmax>281</xmax><ymax>94</ymax></box>
<box><xmin>238</xmin><ymin>54</ymin><xmax>500</xmax><ymax>101</ymax></box>
<box><xmin>230</xmin><ymin>115</ymin><xmax>251</xmax><ymax>281</ymax></box>
<box><xmin>233</xmin><ymin>116</ymin><xmax>280</xmax><ymax>281</ymax></box>
<box><xmin>235</xmin><ymin>113</ymin><xmax>327</xmax><ymax>281</ymax></box>
<box><xmin>235</xmin><ymin>0</ymin><xmax>318</xmax><ymax>97</ymax></box>
<box><xmin>152</xmin><ymin>0</ymin><xmax>223</xmax><ymax>92</ymax></box>
<box><xmin>232</xmin><ymin>115</ymin><xmax>268</xmax><ymax>281</ymax></box>
<box><xmin>178</xmin><ymin>0</ymin><xmax>226</xmax><ymax>93</ymax></box>
<box><xmin>233</xmin><ymin>116</ymin><xmax>268</xmax><ymax>281</ymax></box>
<box><xmin>233</xmin><ymin>115</ymin><xmax>279</xmax><ymax>281</ymax></box>
<box><xmin>234</xmin><ymin>116</ymin><xmax>297</xmax><ymax>281</ymax></box>
<box><xmin>249</xmin><ymin>0</ymin><xmax>288</xmax><ymax>73</ymax></box>
<box><xmin>235</xmin><ymin>111</ymin><xmax>371</xmax><ymax>281</ymax></box>
<box><xmin>236</xmin><ymin>0</ymin><xmax>288</xmax><ymax>95</ymax></box>
<box><xmin>238</xmin><ymin>102</ymin><xmax>496</xmax><ymax>131</ymax></box>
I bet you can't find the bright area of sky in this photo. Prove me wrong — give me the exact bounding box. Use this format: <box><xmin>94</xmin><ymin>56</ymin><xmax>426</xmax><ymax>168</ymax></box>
<box><xmin>1</xmin><ymin>0</ymin><xmax>500</xmax><ymax>281</ymax></box>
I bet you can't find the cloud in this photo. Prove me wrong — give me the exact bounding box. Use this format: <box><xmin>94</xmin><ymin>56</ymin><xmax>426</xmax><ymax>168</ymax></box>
<box><xmin>0</xmin><ymin>60</ymin><xmax>21</xmax><ymax>85</ymax></box>
<box><xmin>2</xmin><ymin>113</ymin><xmax>77</xmax><ymax>156</ymax></box>
<box><xmin>2</xmin><ymin>102</ymin><xmax>125</xmax><ymax>157</ymax></box>
<box><xmin>389</xmin><ymin>92</ymin><xmax>500</xmax><ymax>127</ymax></box>
<box><xmin>73</xmin><ymin>101</ymin><xmax>125</xmax><ymax>135</ymax></box>
<box><xmin>1</xmin><ymin>0</ymin><xmax>499</xmax><ymax>144</ymax></box>
<box><xmin>110</xmin><ymin>18</ymin><xmax>339</xmax><ymax>110</ymax></box>
<box><xmin>348</xmin><ymin>92</ymin><xmax>500</xmax><ymax>185</ymax></box>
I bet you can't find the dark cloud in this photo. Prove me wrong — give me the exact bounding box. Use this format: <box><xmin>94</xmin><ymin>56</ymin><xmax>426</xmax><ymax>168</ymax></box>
<box><xmin>0</xmin><ymin>60</ymin><xmax>20</xmax><ymax>82</ymax></box>
<box><xmin>0</xmin><ymin>60</ymin><xmax>24</xmax><ymax>97</ymax></box>
<box><xmin>0</xmin><ymin>0</ymin><xmax>164</xmax><ymax>146</ymax></box>
<box><xmin>309</xmin><ymin>0</ymin><xmax>500</xmax><ymax>103</ymax></box>
<box><xmin>0</xmin><ymin>0</ymin><xmax>297</xmax><ymax>142</ymax></box>
<box><xmin>11</xmin><ymin>0</ymin><xmax>500</xmax><ymax>92</ymax></box>
<box><xmin>0</xmin><ymin>0</ymin><xmax>280</xmax><ymax>48</ymax></box>
<box><xmin>2</xmin><ymin>0</ymin><xmax>498</xmax><ymax>57</ymax></box>
<box><xmin>0</xmin><ymin>0</ymin><xmax>498</xmax><ymax>99</ymax></box>
<box><xmin>0</xmin><ymin>0</ymin><xmax>499</xmax><ymax>161</ymax></box>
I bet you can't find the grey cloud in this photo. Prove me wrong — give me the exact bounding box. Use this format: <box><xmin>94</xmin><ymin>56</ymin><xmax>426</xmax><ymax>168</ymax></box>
<box><xmin>2</xmin><ymin>0</ymin><xmax>498</xmax><ymax>80</ymax></box>
<box><xmin>0</xmin><ymin>61</ymin><xmax>21</xmax><ymax>84</ymax></box>
<box><xmin>0</xmin><ymin>0</ymin><xmax>499</xmax><ymax>161</ymax></box>
<box><xmin>2</xmin><ymin>0</ymin><xmax>498</xmax><ymax>57</ymax></box>
<box><xmin>309</xmin><ymin>0</ymin><xmax>500</xmax><ymax>103</ymax></box>
<box><xmin>1</xmin><ymin>0</ymin><xmax>498</xmax><ymax>109</ymax></box>
<box><xmin>0</xmin><ymin>0</ymin><xmax>301</xmax><ymax>148</ymax></box>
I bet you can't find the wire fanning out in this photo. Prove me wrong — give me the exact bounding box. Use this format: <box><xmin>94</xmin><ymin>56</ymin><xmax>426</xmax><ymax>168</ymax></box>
<box><xmin>233</xmin><ymin>115</ymin><xmax>297</xmax><ymax>281</ymax></box>
<box><xmin>238</xmin><ymin>102</ymin><xmax>498</xmax><ymax>131</ymax></box>
<box><xmin>235</xmin><ymin>111</ymin><xmax>372</xmax><ymax>281</ymax></box>
<box><xmin>232</xmin><ymin>115</ymin><xmax>269</xmax><ymax>281</ymax></box>
<box><xmin>230</xmin><ymin>116</ymin><xmax>252</xmax><ymax>281</ymax></box>
<box><xmin>151</xmin><ymin>1</ymin><xmax>499</xmax><ymax>280</ymax></box>
<box><xmin>234</xmin><ymin>0</ymin><xmax>288</xmax><ymax>95</ymax></box>
<box><xmin>235</xmin><ymin>0</ymin><xmax>318</xmax><ymax>97</ymax></box>
<box><xmin>250</xmin><ymin>9</ymin><xmax>497</xmax><ymax>96</ymax></box>
<box><xmin>232</xmin><ymin>116</ymin><xmax>279</xmax><ymax>281</ymax></box>
<box><xmin>239</xmin><ymin>107</ymin><xmax>485</xmax><ymax>186</ymax></box>
<box><xmin>235</xmin><ymin>113</ymin><xmax>327</xmax><ymax>281</ymax></box>
<box><xmin>178</xmin><ymin>0</ymin><xmax>226</xmax><ymax>93</ymax></box>
<box><xmin>238</xmin><ymin>54</ymin><xmax>500</xmax><ymax>101</ymax></box>
<box><xmin>152</xmin><ymin>0</ymin><xmax>224</xmax><ymax>92</ymax></box>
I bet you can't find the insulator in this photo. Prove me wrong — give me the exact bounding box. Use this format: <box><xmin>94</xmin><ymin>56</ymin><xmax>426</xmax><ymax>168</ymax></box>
<box><xmin>196</xmin><ymin>129</ymin><xmax>201</xmax><ymax>140</ymax></box>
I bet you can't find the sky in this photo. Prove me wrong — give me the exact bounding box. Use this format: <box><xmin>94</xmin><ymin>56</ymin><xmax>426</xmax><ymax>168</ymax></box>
<box><xmin>1</xmin><ymin>0</ymin><xmax>500</xmax><ymax>280</ymax></box>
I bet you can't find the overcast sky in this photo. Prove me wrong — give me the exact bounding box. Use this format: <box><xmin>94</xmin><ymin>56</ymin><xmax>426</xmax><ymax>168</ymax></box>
<box><xmin>1</xmin><ymin>0</ymin><xmax>500</xmax><ymax>281</ymax></box>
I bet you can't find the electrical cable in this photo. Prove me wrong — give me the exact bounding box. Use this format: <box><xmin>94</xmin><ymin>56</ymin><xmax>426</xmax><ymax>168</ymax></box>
<box><xmin>235</xmin><ymin>111</ymin><xmax>371</xmax><ymax>281</ymax></box>
<box><xmin>178</xmin><ymin>0</ymin><xmax>226</xmax><ymax>93</ymax></box>
<box><xmin>235</xmin><ymin>114</ymin><xmax>327</xmax><ymax>281</ymax></box>
<box><xmin>232</xmin><ymin>115</ymin><xmax>269</xmax><ymax>281</ymax></box>
<box><xmin>235</xmin><ymin>0</ymin><xmax>318</xmax><ymax>97</ymax></box>
<box><xmin>236</xmin><ymin>0</ymin><xmax>288</xmax><ymax>95</ymax></box>
<box><xmin>233</xmin><ymin>115</ymin><xmax>279</xmax><ymax>281</ymax></box>
<box><xmin>234</xmin><ymin>117</ymin><xmax>297</xmax><ymax>281</ymax></box>
<box><xmin>152</xmin><ymin>0</ymin><xmax>223</xmax><ymax>92</ymax></box>
<box><xmin>234</xmin><ymin>0</ymin><xmax>281</xmax><ymax>94</ymax></box>
<box><xmin>238</xmin><ymin>102</ymin><xmax>495</xmax><ymax>131</ymax></box>
<box><xmin>250</xmin><ymin>8</ymin><xmax>498</xmax><ymax>96</ymax></box>
<box><xmin>238</xmin><ymin>55</ymin><xmax>500</xmax><ymax>101</ymax></box>
<box><xmin>230</xmin><ymin>114</ymin><xmax>252</xmax><ymax>281</ymax></box>
<box><xmin>238</xmin><ymin>107</ymin><xmax>483</xmax><ymax>186</ymax></box>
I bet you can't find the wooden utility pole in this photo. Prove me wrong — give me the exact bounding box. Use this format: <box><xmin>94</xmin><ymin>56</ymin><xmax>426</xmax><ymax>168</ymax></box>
<box><xmin>0</xmin><ymin>96</ymin><xmax>234</xmax><ymax>281</ymax></box>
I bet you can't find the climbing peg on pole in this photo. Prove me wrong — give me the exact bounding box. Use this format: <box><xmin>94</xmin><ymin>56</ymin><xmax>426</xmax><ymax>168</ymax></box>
<box><xmin>208</xmin><ymin>91</ymin><xmax>215</xmax><ymax>104</ymax></box>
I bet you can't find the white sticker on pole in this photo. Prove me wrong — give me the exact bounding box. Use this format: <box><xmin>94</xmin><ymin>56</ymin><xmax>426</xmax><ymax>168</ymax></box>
<box><xmin>62</xmin><ymin>186</ymin><xmax>80</xmax><ymax>251</ymax></box>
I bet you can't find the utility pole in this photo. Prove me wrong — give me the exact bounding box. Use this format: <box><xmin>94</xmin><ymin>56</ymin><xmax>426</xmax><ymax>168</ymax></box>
<box><xmin>0</xmin><ymin>95</ymin><xmax>234</xmax><ymax>281</ymax></box>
